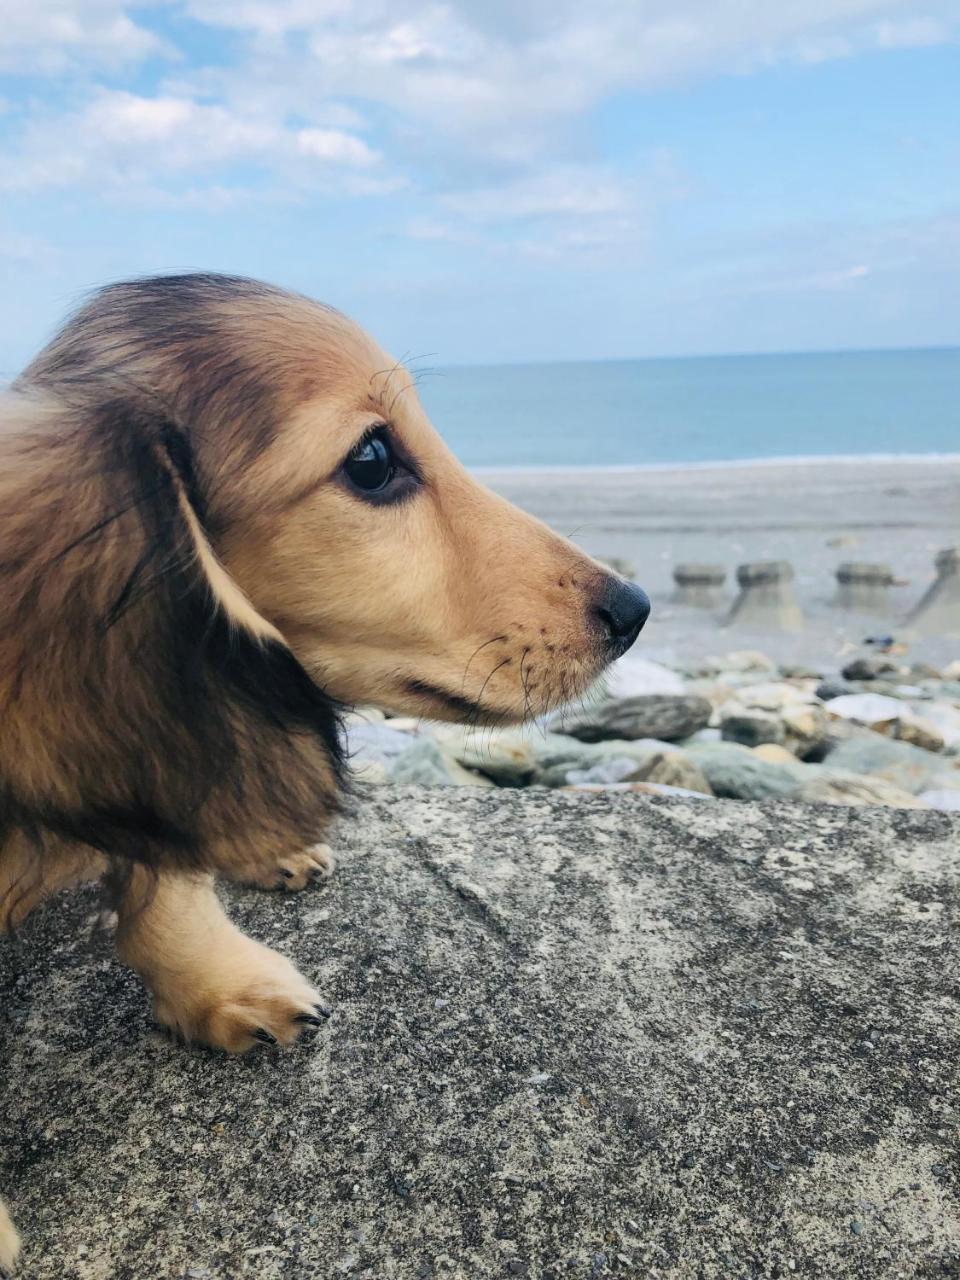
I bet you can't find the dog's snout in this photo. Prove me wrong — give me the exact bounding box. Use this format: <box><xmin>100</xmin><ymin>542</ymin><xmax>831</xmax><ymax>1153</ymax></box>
<box><xmin>593</xmin><ymin>576</ymin><xmax>651</xmax><ymax>656</ymax></box>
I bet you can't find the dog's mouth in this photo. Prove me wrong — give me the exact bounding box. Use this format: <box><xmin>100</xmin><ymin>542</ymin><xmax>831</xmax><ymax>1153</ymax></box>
<box><xmin>400</xmin><ymin>676</ymin><xmax>514</xmax><ymax>726</ymax></box>
<box><xmin>389</xmin><ymin>578</ymin><xmax>651</xmax><ymax>726</ymax></box>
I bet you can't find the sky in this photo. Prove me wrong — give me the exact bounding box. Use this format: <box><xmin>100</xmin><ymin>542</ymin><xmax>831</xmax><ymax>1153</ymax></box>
<box><xmin>0</xmin><ymin>0</ymin><xmax>958</xmax><ymax>371</ymax></box>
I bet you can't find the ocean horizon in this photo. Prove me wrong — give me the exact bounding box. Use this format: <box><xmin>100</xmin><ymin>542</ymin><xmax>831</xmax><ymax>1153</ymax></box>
<box><xmin>418</xmin><ymin>345</ymin><xmax>960</xmax><ymax>469</ymax></box>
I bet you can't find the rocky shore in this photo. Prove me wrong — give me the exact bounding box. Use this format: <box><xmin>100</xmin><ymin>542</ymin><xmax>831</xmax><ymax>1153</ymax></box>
<box><xmin>347</xmin><ymin>647</ymin><xmax>960</xmax><ymax>810</ymax></box>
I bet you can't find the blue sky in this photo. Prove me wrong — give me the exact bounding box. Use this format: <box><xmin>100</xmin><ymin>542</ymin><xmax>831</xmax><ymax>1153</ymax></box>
<box><xmin>0</xmin><ymin>1</ymin><xmax>958</xmax><ymax>370</ymax></box>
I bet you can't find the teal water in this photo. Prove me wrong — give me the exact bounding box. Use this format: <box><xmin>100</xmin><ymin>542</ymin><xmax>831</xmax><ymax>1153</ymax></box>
<box><xmin>418</xmin><ymin>347</ymin><xmax>960</xmax><ymax>468</ymax></box>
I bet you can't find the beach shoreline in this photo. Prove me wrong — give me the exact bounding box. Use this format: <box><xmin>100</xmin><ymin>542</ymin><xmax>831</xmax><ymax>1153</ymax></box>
<box><xmin>473</xmin><ymin>451</ymin><xmax>960</xmax><ymax>477</ymax></box>
<box><xmin>481</xmin><ymin>455</ymin><xmax>960</xmax><ymax>669</ymax></box>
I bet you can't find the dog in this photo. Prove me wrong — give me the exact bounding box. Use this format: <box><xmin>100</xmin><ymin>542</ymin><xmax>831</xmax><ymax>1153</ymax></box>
<box><xmin>0</xmin><ymin>273</ymin><xmax>649</xmax><ymax>1271</ymax></box>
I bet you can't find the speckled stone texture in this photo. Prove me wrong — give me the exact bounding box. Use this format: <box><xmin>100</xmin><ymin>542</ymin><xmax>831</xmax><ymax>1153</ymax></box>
<box><xmin>2</xmin><ymin>788</ymin><xmax>959</xmax><ymax>1279</ymax></box>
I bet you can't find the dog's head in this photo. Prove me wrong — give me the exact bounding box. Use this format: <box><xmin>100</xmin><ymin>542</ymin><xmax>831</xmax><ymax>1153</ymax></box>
<box><xmin>23</xmin><ymin>274</ymin><xmax>649</xmax><ymax>728</ymax></box>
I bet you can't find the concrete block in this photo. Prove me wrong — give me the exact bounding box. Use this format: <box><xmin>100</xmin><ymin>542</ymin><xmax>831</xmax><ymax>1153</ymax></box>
<box><xmin>725</xmin><ymin>560</ymin><xmax>804</xmax><ymax>631</ymax></box>
<box><xmin>908</xmin><ymin>547</ymin><xmax>960</xmax><ymax>636</ymax></box>
<box><xmin>834</xmin><ymin>561</ymin><xmax>894</xmax><ymax>612</ymax></box>
<box><xmin>673</xmin><ymin>562</ymin><xmax>727</xmax><ymax>608</ymax></box>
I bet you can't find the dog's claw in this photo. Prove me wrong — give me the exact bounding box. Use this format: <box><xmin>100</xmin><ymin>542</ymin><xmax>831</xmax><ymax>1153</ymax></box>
<box><xmin>252</xmin><ymin>1028</ymin><xmax>277</xmax><ymax>1046</ymax></box>
<box><xmin>313</xmin><ymin>1002</ymin><xmax>332</xmax><ymax>1019</ymax></box>
<box><xmin>279</xmin><ymin>868</ymin><xmax>295</xmax><ymax>879</ymax></box>
<box><xmin>294</xmin><ymin>1013</ymin><xmax>324</xmax><ymax>1027</ymax></box>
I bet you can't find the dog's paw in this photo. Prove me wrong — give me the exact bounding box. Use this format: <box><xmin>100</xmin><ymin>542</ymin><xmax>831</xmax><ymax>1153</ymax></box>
<box><xmin>0</xmin><ymin>1198</ymin><xmax>20</xmax><ymax>1276</ymax></box>
<box><xmin>246</xmin><ymin>843</ymin><xmax>336</xmax><ymax>892</ymax></box>
<box><xmin>151</xmin><ymin>936</ymin><xmax>330</xmax><ymax>1054</ymax></box>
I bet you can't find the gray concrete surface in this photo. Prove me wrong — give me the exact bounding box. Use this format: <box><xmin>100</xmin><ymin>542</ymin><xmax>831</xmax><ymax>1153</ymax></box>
<box><xmin>2</xmin><ymin>787</ymin><xmax>959</xmax><ymax>1279</ymax></box>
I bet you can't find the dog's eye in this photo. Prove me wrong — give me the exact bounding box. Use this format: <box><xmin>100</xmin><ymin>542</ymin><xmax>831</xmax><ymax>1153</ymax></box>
<box><xmin>343</xmin><ymin>429</ymin><xmax>395</xmax><ymax>493</ymax></box>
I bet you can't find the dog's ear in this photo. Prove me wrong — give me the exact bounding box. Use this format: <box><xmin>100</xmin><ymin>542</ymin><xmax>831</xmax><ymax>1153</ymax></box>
<box><xmin>0</xmin><ymin>391</ymin><xmax>345</xmax><ymax>879</ymax></box>
<box><xmin>144</xmin><ymin>418</ymin><xmax>283</xmax><ymax>646</ymax></box>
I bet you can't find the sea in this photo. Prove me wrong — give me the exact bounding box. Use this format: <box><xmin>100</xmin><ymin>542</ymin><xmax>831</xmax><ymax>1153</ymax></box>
<box><xmin>417</xmin><ymin>346</ymin><xmax>960</xmax><ymax>470</ymax></box>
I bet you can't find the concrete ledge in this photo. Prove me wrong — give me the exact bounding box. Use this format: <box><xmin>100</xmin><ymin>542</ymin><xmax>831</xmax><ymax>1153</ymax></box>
<box><xmin>2</xmin><ymin>788</ymin><xmax>959</xmax><ymax>1278</ymax></box>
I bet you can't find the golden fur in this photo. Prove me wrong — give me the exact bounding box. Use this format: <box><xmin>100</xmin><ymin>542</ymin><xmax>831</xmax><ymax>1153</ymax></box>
<box><xmin>0</xmin><ymin>274</ymin><xmax>647</xmax><ymax>1270</ymax></box>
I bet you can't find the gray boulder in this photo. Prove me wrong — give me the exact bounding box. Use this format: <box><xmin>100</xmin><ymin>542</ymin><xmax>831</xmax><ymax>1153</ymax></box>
<box><xmin>685</xmin><ymin>741</ymin><xmax>804</xmax><ymax>800</ymax></box>
<box><xmin>533</xmin><ymin>738</ymin><xmax>712</xmax><ymax>794</ymax></box>
<box><xmin>721</xmin><ymin>708</ymin><xmax>787</xmax><ymax>748</ymax></box>
<box><xmin>553</xmin><ymin>694</ymin><xmax>711</xmax><ymax>743</ymax></box>
<box><xmin>798</xmin><ymin>769</ymin><xmax>928</xmax><ymax>808</ymax></box>
<box><xmin>389</xmin><ymin>739</ymin><xmax>493</xmax><ymax>787</ymax></box>
<box><xmin>346</xmin><ymin>719</ymin><xmax>417</xmax><ymax>767</ymax></box>
<box><xmin>826</xmin><ymin>735</ymin><xmax>960</xmax><ymax>795</ymax></box>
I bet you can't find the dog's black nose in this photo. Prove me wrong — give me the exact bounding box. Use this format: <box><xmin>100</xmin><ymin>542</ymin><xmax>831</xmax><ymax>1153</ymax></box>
<box><xmin>594</xmin><ymin>577</ymin><xmax>651</xmax><ymax>656</ymax></box>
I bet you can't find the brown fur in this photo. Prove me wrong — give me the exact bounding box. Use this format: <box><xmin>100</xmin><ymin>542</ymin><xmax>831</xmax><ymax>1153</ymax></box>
<box><xmin>0</xmin><ymin>274</ymin><xmax>646</xmax><ymax>1269</ymax></box>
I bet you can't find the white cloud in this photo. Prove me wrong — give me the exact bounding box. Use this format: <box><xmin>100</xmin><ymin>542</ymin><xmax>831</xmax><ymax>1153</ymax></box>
<box><xmin>177</xmin><ymin>0</ymin><xmax>959</xmax><ymax>142</ymax></box>
<box><xmin>296</xmin><ymin>127</ymin><xmax>379</xmax><ymax>166</ymax></box>
<box><xmin>0</xmin><ymin>0</ymin><xmax>956</xmax><ymax>251</ymax></box>
<box><xmin>0</xmin><ymin>0</ymin><xmax>165</xmax><ymax>72</ymax></box>
<box><xmin>0</xmin><ymin>89</ymin><xmax>383</xmax><ymax>195</ymax></box>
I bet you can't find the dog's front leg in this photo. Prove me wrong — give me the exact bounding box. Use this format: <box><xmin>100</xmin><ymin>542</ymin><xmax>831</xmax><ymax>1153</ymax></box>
<box><xmin>114</xmin><ymin>867</ymin><xmax>327</xmax><ymax>1052</ymax></box>
<box><xmin>0</xmin><ymin>1197</ymin><xmax>20</xmax><ymax>1276</ymax></box>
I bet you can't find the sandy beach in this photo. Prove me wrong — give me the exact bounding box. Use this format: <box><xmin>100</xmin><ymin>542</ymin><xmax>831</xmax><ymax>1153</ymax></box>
<box><xmin>482</xmin><ymin>456</ymin><xmax>960</xmax><ymax>669</ymax></box>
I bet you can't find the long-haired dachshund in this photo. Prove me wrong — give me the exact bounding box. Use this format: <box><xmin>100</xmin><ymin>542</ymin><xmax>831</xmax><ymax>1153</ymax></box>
<box><xmin>0</xmin><ymin>273</ymin><xmax>649</xmax><ymax>1271</ymax></box>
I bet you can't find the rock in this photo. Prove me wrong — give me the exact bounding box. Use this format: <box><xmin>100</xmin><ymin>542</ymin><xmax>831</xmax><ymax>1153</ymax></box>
<box><xmin>679</xmin><ymin>726</ymin><xmax>723</xmax><ymax>746</ymax></box>
<box><xmin>346</xmin><ymin>720</ymin><xmax>418</xmax><ymax>767</ymax></box>
<box><xmin>640</xmin><ymin>751</ymin><xmax>713</xmax><ymax>794</ymax></box>
<box><xmin>552</xmin><ymin>694</ymin><xmax>711</xmax><ymax>744</ymax></box>
<box><xmin>910</xmin><ymin>663</ymin><xmax>943</xmax><ymax>681</ymax></box>
<box><xmin>815</xmin><ymin>679</ymin><xmax>856</xmax><ymax>701</ymax></box>
<box><xmin>893</xmin><ymin>715</ymin><xmax>945</xmax><ymax>754</ymax></box>
<box><xmin>718</xmin><ymin>684</ymin><xmax>828</xmax><ymax>758</ymax></box>
<box><xmin>724</xmin><ymin>680</ymin><xmax>806</xmax><ymax>711</ymax></box>
<box><xmin>389</xmin><ymin>739</ymin><xmax>494</xmax><ymax>787</ymax></box>
<box><xmin>721</xmin><ymin>709</ymin><xmax>785</xmax><ymax>748</ymax></box>
<box><xmin>798</xmin><ymin>770</ymin><xmax>928</xmax><ymax>809</ymax></box>
<box><xmin>825</xmin><ymin>692</ymin><xmax>907</xmax><ymax>728</ymax></box>
<box><xmin>891</xmin><ymin>683</ymin><xmax>925</xmax><ymax>699</ymax></box>
<box><xmin>570</xmin><ymin>747</ymin><xmax>716</xmax><ymax>788</ymax></box>
<box><xmin>826</xmin><ymin>736</ymin><xmax>960</xmax><ymax>795</ymax></box>
<box><xmin>685</xmin><ymin>742</ymin><xmax>803</xmax><ymax>800</ymax></box>
<box><xmin>445</xmin><ymin>728</ymin><xmax>543</xmax><ymax>785</ymax></box>
<box><xmin>564</xmin><ymin>757</ymin><xmax>640</xmax><ymax>787</ymax></box>
<box><xmin>918</xmin><ymin>789</ymin><xmax>960</xmax><ymax>811</ymax></box>
<box><xmin>841</xmin><ymin>656</ymin><xmax>899</xmax><ymax>681</ymax></box>
<box><xmin>536</xmin><ymin>739</ymin><xmax>712</xmax><ymax>795</ymax></box>
<box><xmin>751</xmin><ymin>744</ymin><xmax>808</xmax><ymax>774</ymax></box>
<box><xmin>713</xmin><ymin>649</ymin><xmax>776</xmax><ymax>674</ymax></box>
<box><xmin>603</xmin><ymin>656</ymin><xmax>686</xmax><ymax>699</ymax></box>
<box><xmin>4</xmin><ymin>790</ymin><xmax>960</xmax><ymax>1278</ymax></box>
<box><xmin>343</xmin><ymin>706</ymin><xmax>386</xmax><ymax>724</ymax></box>
<box><xmin>780</xmin><ymin>703</ymin><xmax>829</xmax><ymax>758</ymax></box>
<box><xmin>778</xmin><ymin>663</ymin><xmax>824</xmax><ymax>680</ymax></box>
<box><xmin>919</xmin><ymin>702</ymin><xmax>960</xmax><ymax>750</ymax></box>
<box><xmin>944</xmin><ymin>660</ymin><xmax>960</xmax><ymax>681</ymax></box>
<box><xmin>377</xmin><ymin>716</ymin><xmax>428</xmax><ymax>732</ymax></box>
<box><xmin>824</xmin><ymin>693</ymin><xmax>947</xmax><ymax>755</ymax></box>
